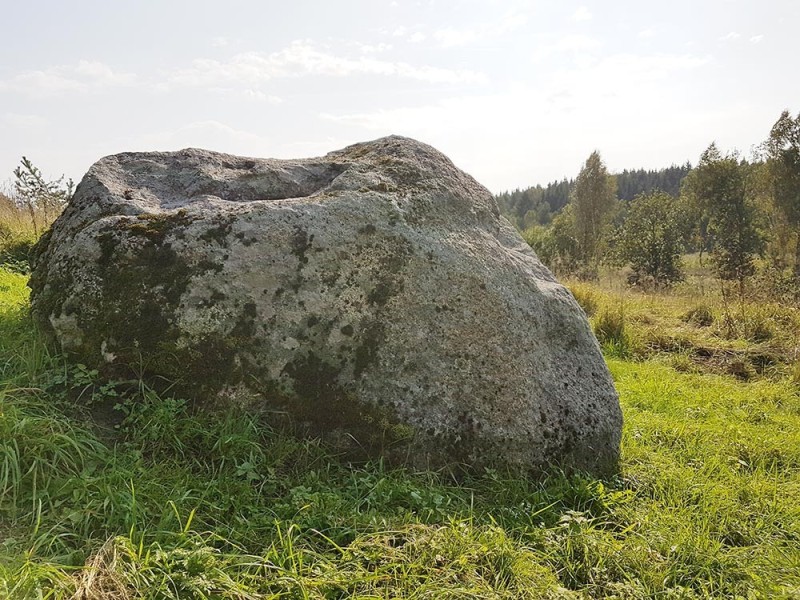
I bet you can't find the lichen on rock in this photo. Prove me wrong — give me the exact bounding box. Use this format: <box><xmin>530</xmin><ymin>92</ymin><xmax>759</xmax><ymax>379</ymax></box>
<box><xmin>29</xmin><ymin>136</ymin><xmax>622</xmax><ymax>474</ymax></box>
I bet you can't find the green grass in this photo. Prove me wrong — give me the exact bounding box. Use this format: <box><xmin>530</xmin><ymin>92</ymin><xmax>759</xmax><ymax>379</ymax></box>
<box><xmin>0</xmin><ymin>269</ymin><xmax>798</xmax><ymax>598</ymax></box>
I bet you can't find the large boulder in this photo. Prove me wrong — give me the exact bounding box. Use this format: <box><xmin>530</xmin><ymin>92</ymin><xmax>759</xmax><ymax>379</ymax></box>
<box><xmin>30</xmin><ymin>136</ymin><xmax>621</xmax><ymax>473</ymax></box>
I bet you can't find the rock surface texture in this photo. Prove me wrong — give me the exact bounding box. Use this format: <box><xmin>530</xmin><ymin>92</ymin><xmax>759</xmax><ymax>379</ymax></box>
<box><xmin>30</xmin><ymin>136</ymin><xmax>621</xmax><ymax>473</ymax></box>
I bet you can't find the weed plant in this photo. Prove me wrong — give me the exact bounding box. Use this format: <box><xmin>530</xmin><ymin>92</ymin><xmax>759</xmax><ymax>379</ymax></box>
<box><xmin>0</xmin><ymin>270</ymin><xmax>798</xmax><ymax>598</ymax></box>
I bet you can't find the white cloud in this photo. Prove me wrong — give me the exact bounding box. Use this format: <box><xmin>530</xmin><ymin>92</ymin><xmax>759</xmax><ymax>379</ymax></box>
<box><xmin>324</xmin><ymin>53</ymin><xmax>711</xmax><ymax>134</ymax></box>
<box><xmin>638</xmin><ymin>28</ymin><xmax>655</xmax><ymax>39</ymax></box>
<box><xmin>532</xmin><ymin>34</ymin><xmax>602</xmax><ymax>63</ymax></box>
<box><xmin>434</xmin><ymin>27</ymin><xmax>479</xmax><ymax>48</ymax></box>
<box><xmin>208</xmin><ymin>87</ymin><xmax>283</xmax><ymax>103</ymax></box>
<box><xmin>357</xmin><ymin>42</ymin><xmax>393</xmax><ymax>54</ymax></box>
<box><xmin>0</xmin><ymin>60</ymin><xmax>137</xmax><ymax>97</ymax></box>
<box><xmin>0</xmin><ymin>40</ymin><xmax>485</xmax><ymax>103</ymax></box>
<box><xmin>749</xmin><ymin>34</ymin><xmax>764</xmax><ymax>44</ymax></box>
<box><xmin>211</xmin><ymin>36</ymin><xmax>229</xmax><ymax>48</ymax></box>
<box><xmin>541</xmin><ymin>51</ymin><xmax>712</xmax><ymax>102</ymax></box>
<box><xmin>409</xmin><ymin>32</ymin><xmax>426</xmax><ymax>43</ymax></box>
<box><xmin>720</xmin><ymin>31</ymin><xmax>741</xmax><ymax>41</ymax></box>
<box><xmin>556</xmin><ymin>34</ymin><xmax>600</xmax><ymax>53</ymax></box>
<box><xmin>320</xmin><ymin>49</ymin><xmax>714</xmax><ymax>190</ymax></box>
<box><xmin>166</xmin><ymin>41</ymin><xmax>487</xmax><ymax>86</ymax></box>
<box><xmin>433</xmin><ymin>11</ymin><xmax>527</xmax><ymax>48</ymax></box>
<box><xmin>587</xmin><ymin>52</ymin><xmax>711</xmax><ymax>81</ymax></box>
<box><xmin>572</xmin><ymin>6</ymin><xmax>592</xmax><ymax>21</ymax></box>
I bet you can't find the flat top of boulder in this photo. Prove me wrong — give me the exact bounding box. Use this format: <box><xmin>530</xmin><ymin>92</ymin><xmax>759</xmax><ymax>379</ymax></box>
<box><xmin>81</xmin><ymin>135</ymin><xmax>500</xmax><ymax>225</ymax></box>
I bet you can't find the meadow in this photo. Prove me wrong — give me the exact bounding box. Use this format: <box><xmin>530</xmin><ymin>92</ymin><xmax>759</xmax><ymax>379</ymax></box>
<box><xmin>0</xmin><ymin>221</ymin><xmax>798</xmax><ymax>598</ymax></box>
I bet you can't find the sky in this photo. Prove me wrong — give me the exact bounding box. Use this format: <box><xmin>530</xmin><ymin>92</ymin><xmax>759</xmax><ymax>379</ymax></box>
<box><xmin>1</xmin><ymin>0</ymin><xmax>798</xmax><ymax>194</ymax></box>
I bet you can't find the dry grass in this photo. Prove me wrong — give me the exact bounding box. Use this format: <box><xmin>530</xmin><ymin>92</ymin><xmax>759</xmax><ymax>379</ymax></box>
<box><xmin>565</xmin><ymin>259</ymin><xmax>800</xmax><ymax>380</ymax></box>
<box><xmin>72</xmin><ymin>538</ymin><xmax>132</xmax><ymax>600</ymax></box>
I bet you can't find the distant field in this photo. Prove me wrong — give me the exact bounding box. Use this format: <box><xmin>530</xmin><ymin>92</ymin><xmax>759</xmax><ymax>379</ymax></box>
<box><xmin>0</xmin><ymin>267</ymin><xmax>798</xmax><ymax>599</ymax></box>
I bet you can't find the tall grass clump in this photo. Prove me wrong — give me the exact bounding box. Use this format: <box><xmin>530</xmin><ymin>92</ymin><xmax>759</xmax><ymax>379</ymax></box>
<box><xmin>791</xmin><ymin>357</ymin><xmax>800</xmax><ymax>387</ymax></box>
<box><xmin>0</xmin><ymin>389</ymin><xmax>107</xmax><ymax>517</ymax></box>
<box><xmin>0</xmin><ymin>195</ymin><xmax>40</xmax><ymax>274</ymax></box>
<box><xmin>593</xmin><ymin>304</ymin><xmax>630</xmax><ymax>358</ymax></box>
<box><xmin>568</xmin><ymin>282</ymin><xmax>600</xmax><ymax>317</ymax></box>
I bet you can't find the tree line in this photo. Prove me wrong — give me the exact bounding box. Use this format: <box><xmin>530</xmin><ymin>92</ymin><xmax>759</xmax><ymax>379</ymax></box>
<box><xmin>497</xmin><ymin>164</ymin><xmax>691</xmax><ymax>230</ymax></box>
<box><xmin>496</xmin><ymin>109</ymin><xmax>800</xmax><ymax>299</ymax></box>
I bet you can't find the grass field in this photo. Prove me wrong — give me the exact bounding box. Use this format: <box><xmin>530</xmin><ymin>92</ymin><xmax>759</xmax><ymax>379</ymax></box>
<box><xmin>0</xmin><ymin>263</ymin><xmax>799</xmax><ymax>598</ymax></box>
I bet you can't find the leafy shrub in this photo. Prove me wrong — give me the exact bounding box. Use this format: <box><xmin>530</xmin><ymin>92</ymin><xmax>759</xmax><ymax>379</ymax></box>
<box><xmin>613</xmin><ymin>191</ymin><xmax>686</xmax><ymax>287</ymax></box>
<box><xmin>522</xmin><ymin>208</ymin><xmax>582</xmax><ymax>277</ymax></box>
<box><xmin>752</xmin><ymin>264</ymin><xmax>800</xmax><ymax>303</ymax></box>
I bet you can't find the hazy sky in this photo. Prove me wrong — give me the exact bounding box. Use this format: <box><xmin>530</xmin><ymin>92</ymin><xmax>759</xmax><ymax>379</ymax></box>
<box><xmin>1</xmin><ymin>0</ymin><xmax>797</xmax><ymax>193</ymax></box>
